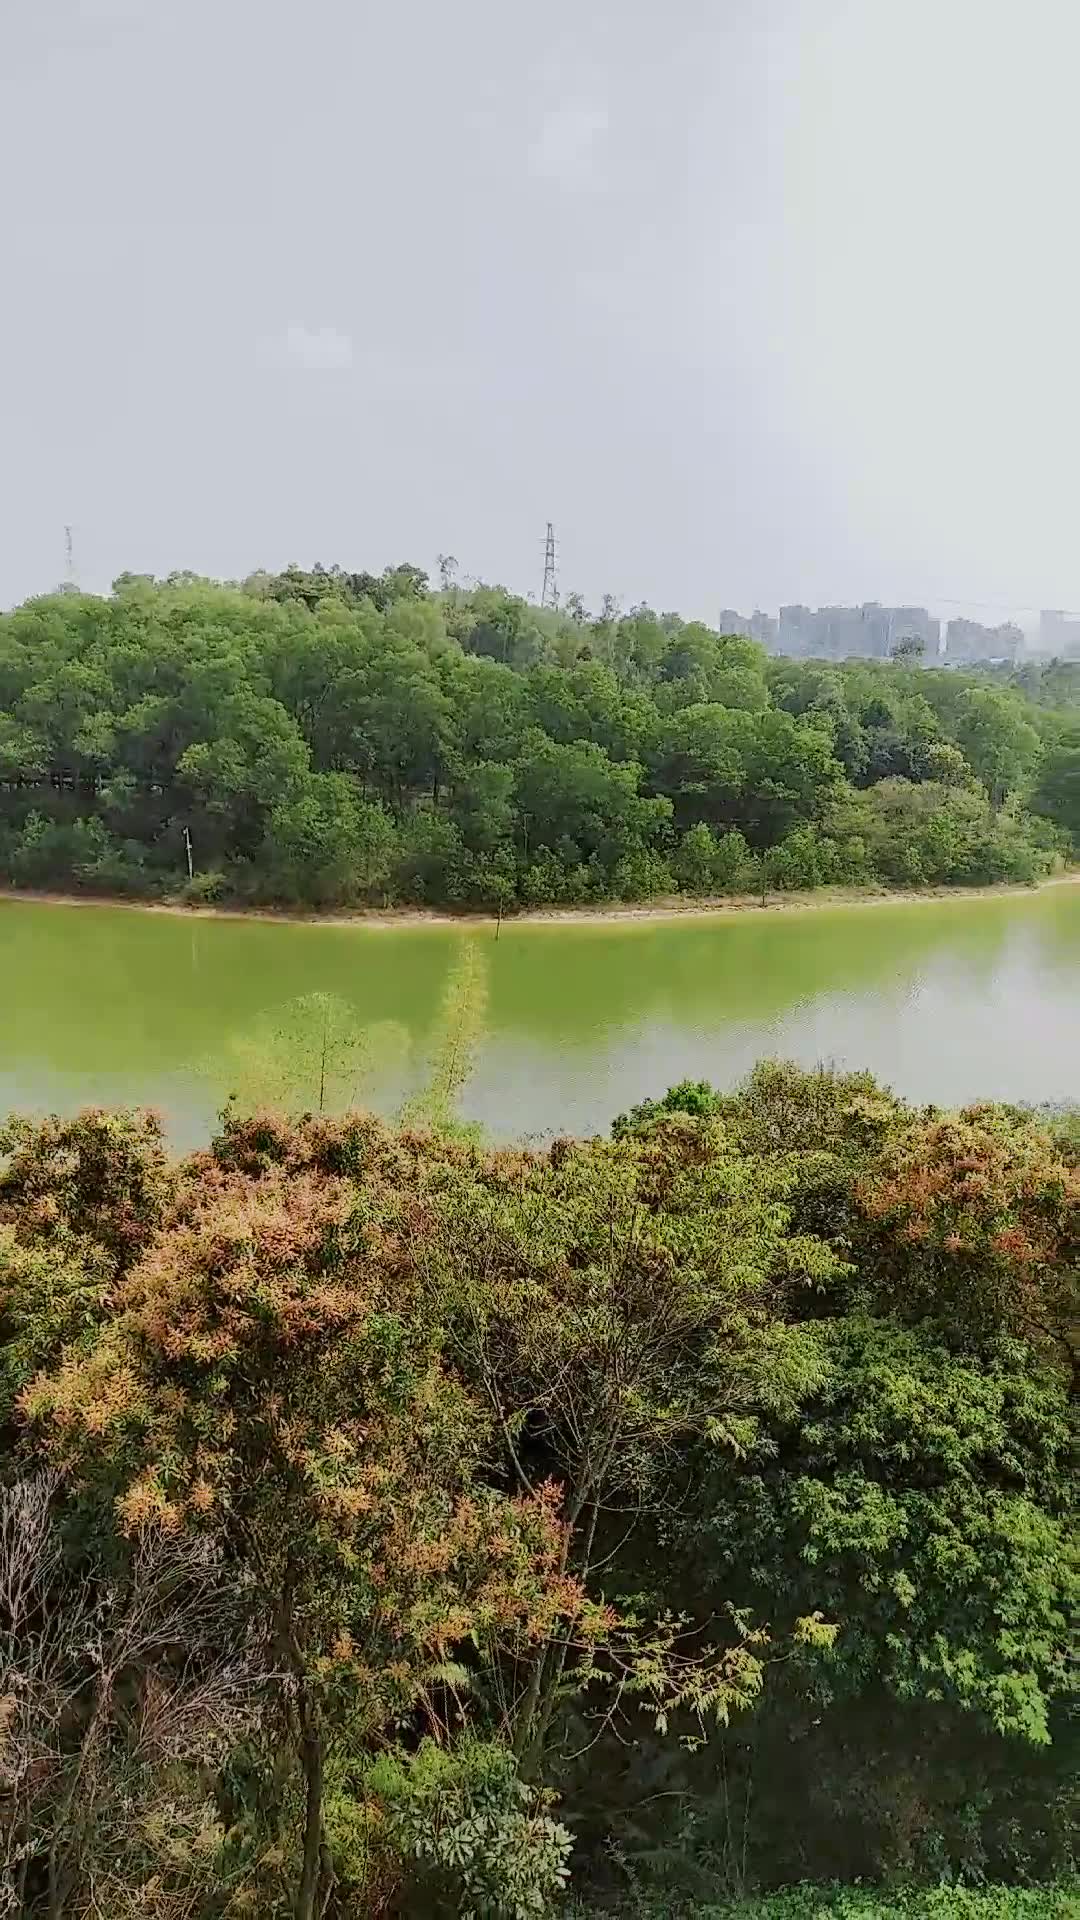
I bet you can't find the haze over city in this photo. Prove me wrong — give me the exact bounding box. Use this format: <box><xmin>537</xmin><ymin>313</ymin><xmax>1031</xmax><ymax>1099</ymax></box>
<box><xmin>2</xmin><ymin>0</ymin><xmax>1079</xmax><ymax>625</ymax></box>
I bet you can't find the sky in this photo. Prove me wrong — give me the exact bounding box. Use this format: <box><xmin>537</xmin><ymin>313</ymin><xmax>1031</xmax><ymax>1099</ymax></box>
<box><xmin>2</xmin><ymin>0</ymin><xmax>1079</xmax><ymax>624</ymax></box>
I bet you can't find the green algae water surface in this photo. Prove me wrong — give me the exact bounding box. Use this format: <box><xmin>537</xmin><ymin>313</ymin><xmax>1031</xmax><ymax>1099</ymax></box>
<box><xmin>0</xmin><ymin>889</ymin><xmax>1077</xmax><ymax>1146</ymax></box>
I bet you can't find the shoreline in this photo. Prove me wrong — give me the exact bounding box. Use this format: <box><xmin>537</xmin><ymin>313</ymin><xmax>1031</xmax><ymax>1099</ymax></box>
<box><xmin>0</xmin><ymin>870</ymin><xmax>1077</xmax><ymax>932</ymax></box>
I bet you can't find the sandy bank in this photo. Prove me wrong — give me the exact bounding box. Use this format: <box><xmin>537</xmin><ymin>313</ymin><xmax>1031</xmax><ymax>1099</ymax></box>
<box><xmin>1</xmin><ymin>871</ymin><xmax>1077</xmax><ymax>933</ymax></box>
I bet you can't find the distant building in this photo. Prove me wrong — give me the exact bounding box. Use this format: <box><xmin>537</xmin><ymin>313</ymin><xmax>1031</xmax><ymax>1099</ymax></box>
<box><xmin>777</xmin><ymin>605</ymin><xmax>816</xmax><ymax>654</ymax></box>
<box><xmin>775</xmin><ymin>602</ymin><xmax>939</xmax><ymax>661</ymax></box>
<box><xmin>717</xmin><ymin>608</ymin><xmax>779</xmax><ymax>649</ymax></box>
<box><xmin>1039</xmin><ymin>609</ymin><xmax>1080</xmax><ymax>657</ymax></box>
<box><xmin>888</xmin><ymin>607</ymin><xmax>942</xmax><ymax>657</ymax></box>
<box><xmin>945</xmin><ymin>617</ymin><xmax>1023</xmax><ymax>664</ymax></box>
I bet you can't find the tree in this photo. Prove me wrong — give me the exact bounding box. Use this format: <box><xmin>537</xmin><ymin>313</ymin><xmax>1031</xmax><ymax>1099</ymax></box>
<box><xmin>513</xmin><ymin>731</ymin><xmax>668</xmax><ymax>870</ymax></box>
<box><xmin>265</xmin><ymin>773</ymin><xmax>397</xmax><ymax>906</ymax></box>
<box><xmin>396</xmin><ymin>938</ymin><xmax>490</xmax><ymax>1134</ymax></box>
<box><xmin>421</xmin><ymin>1118</ymin><xmax>840</xmax><ymax>1776</ymax></box>
<box><xmin>350</xmin><ymin>636</ymin><xmax>457</xmax><ymax>808</ymax></box>
<box><xmin>583</xmin><ymin>1066</ymin><xmax>1079</xmax><ymax>1900</ymax></box>
<box><xmin>21</xmin><ymin>1114</ymin><xmax>591</xmax><ymax>1919</ymax></box>
<box><xmin>451</xmin><ymin>760</ymin><xmax>516</xmax><ymax>856</ymax></box>
<box><xmin>734</xmin><ymin>712</ymin><xmax>845</xmax><ymax>848</ymax></box>
<box><xmin>651</xmin><ymin>704</ymin><xmax>746</xmax><ymax>830</ymax></box>
<box><xmin>673</xmin><ymin>821</ymin><xmax>723</xmax><ymax>893</ymax></box>
<box><xmin>822</xmin><ymin>779</ymin><xmax>1056</xmax><ymax>887</ymax></box>
<box><xmin>852</xmin><ymin>1101</ymin><xmax>1080</xmax><ymax>1370</ymax></box>
<box><xmin>177</xmin><ymin>692</ymin><xmax>311</xmax><ymax>858</ymax></box>
<box><xmin>0</xmin><ymin>1474</ymin><xmax>264</xmax><ymax>1920</ymax></box>
<box><xmin>1031</xmin><ymin>723</ymin><xmax>1080</xmax><ymax>846</ymax></box>
<box><xmin>206</xmin><ymin>990</ymin><xmax>409</xmax><ymax>1118</ymax></box>
<box><xmin>683</xmin><ymin>1318</ymin><xmax>1075</xmax><ymax>1741</ymax></box>
<box><xmin>954</xmin><ymin>688</ymin><xmax>1042</xmax><ymax>808</ymax></box>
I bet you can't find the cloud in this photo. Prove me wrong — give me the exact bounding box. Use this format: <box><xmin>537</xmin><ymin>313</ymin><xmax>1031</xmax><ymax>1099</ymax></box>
<box><xmin>528</xmin><ymin>103</ymin><xmax>609</xmax><ymax>186</ymax></box>
<box><xmin>258</xmin><ymin>325</ymin><xmax>353</xmax><ymax>372</ymax></box>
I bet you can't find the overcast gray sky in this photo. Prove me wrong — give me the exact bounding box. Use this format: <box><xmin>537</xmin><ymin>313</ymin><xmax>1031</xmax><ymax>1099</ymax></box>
<box><xmin>2</xmin><ymin>0</ymin><xmax>1077</xmax><ymax>621</ymax></box>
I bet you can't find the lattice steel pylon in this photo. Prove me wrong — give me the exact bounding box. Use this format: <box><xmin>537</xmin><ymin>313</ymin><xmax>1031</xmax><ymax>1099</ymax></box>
<box><xmin>540</xmin><ymin>521</ymin><xmax>558</xmax><ymax>609</ymax></box>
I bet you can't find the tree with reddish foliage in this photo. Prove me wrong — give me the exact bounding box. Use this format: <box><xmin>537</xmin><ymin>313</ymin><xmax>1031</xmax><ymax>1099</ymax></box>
<box><xmin>0</xmin><ymin>1110</ymin><xmax>172</xmax><ymax>1447</ymax></box>
<box><xmin>855</xmin><ymin>1103</ymin><xmax>1080</xmax><ymax>1377</ymax></box>
<box><xmin>0</xmin><ymin>1108</ymin><xmax>171</xmax><ymax>1272</ymax></box>
<box><xmin>18</xmin><ymin>1116</ymin><xmax>596</xmax><ymax>1917</ymax></box>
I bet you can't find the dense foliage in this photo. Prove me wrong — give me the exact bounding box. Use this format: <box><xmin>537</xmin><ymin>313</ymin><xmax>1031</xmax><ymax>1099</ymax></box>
<box><xmin>0</xmin><ymin>1063</ymin><xmax>1074</xmax><ymax>1914</ymax></box>
<box><xmin>0</xmin><ymin>565</ymin><xmax>1076</xmax><ymax>910</ymax></box>
<box><xmin>697</xmin><ymin>1892</ymin><xmax>1079</xmax><ymax>1919</ymax></box>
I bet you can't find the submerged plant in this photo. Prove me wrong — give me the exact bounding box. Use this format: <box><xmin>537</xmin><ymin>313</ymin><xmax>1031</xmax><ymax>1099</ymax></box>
<box><xmin>199</xmin><ymin>990</ymin><xmax>410</xmax><ymax>1117</ymax></box>
<box><xmin>400</xmin><ymin>936</ymin><xmax>489</xmax><ymax>1134</ymax></box>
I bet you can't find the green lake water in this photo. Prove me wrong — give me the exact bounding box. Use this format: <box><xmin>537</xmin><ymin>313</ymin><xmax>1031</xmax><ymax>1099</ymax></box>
<box><xmin>0</xmin><ymin>890</ymin><xmax>1078</xmax><ymax>1146</ymax></box>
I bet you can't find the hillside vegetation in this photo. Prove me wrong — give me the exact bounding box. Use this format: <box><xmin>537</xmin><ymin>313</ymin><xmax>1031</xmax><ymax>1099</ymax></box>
<box><xmin>0</xmin><ymin>1063</ymin><xmax>1074</xmax><ymax>1914</ymax></box>
<box><xmin>1</xmin><ymin>564</ymin><xmax>1079</xmax><ymax>909</ymax></box>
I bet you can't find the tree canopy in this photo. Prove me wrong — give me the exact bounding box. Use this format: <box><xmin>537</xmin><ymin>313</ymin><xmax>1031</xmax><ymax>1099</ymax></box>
<box><xmin>0</xmin><ymin>567</ymin><xmax>1072</xmax><ymax>910</ymax></box>
<box><xmin>0</xmin><ymin>1065</ymin><xmax>1074</xmax><ymax>1914</ymax></box>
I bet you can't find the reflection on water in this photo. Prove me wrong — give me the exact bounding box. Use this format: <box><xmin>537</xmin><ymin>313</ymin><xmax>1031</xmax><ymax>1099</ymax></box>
<box><xmin>0</xmin><ymin>889</ymin><xmax>1078</xmax><ymax>1145</ymax></box>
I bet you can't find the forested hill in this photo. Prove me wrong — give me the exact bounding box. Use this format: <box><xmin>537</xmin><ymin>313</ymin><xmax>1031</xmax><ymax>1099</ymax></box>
<box><xmin>1</xmin><ymin>562</ymin><xmax>1078</xmax><ymax>910</ymax></box>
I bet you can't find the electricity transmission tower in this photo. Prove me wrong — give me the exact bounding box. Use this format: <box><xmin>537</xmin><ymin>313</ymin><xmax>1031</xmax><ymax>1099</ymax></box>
<box><xmin>540</xmin><ymin>521</ymin><xmax>558</xmax><ymax>609</ymax></box>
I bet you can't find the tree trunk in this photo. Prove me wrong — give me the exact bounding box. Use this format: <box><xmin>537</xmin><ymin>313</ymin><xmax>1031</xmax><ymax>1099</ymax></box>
<box><xmin>526</xmin><ymin>1495</ymin><xmax>602</xmax><ymax>1769</ymax></box>
<box><xmin>277</xmin><ymin>1574</ymin><xmax>325</xmax><ymax>1920</ymax></box>
<box><xmin>513</xmin><ymin>1452</ymin><xmax>610</xmax><ymax>1773</ymax></box>
<box><xmin>48</xmin><ymin>1682</ymin><xmax>110</xmax><ymax>1920</ymax></box>
<box><xmin>296</xmin><ymin>1688</ymin><xmax>324</xmax><ymax>1920</ymax></box>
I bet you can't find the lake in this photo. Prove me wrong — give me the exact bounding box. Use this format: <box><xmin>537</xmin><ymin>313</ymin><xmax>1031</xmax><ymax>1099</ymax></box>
<box><xmin>1</xmin><ymin>889</ymin><xmax>1078</xmax><ymax>1146</ymax></box>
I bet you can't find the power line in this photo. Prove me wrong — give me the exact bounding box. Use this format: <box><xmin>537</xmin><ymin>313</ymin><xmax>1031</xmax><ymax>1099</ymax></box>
<box><xmin>930</xmin><ymin>593</ymin><xmax>1080</xmax><ymax>616</ymax></box>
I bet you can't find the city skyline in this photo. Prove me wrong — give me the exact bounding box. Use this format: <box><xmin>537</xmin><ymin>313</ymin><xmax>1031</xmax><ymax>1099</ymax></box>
<box><xmin>717</xmin><ymin>600</ymin><xmax>1080</xmax><ymax>662</ymax></box>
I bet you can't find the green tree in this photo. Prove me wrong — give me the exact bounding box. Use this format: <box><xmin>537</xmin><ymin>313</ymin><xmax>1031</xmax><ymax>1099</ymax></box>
<box><xmin>423</xmin><ymin>1116</ymin><xmax>841</xmax><ymax>1777</ymax></box>
<box><xmin>208</xmin><ymin>990</ymin><xmax>409</xmax><ymax>1117</ymax></box>
<box><xmin>451</xmin><ymin>759</ymin><xmax>517</xmax><ymax>856</ymax></box>
<box><xmin>351</xmin><ymin>636</ymin><xmax>457</xmax><ymax>807</ymax></box>
<box><xmin>954</xmin><ymin>689</ymin><xmax>1042</xmax><ymax>808</ymax></box>
<box><xmin>266</xmin><ymin>773</ymin><xmax>397</xmax><ymax>905</ymax></box>
<box><xmin>514</xmin><ymin>731</ymin><xmax>669</xmax><ymax>873</ymax></box>
<box><xmin>1031</xmin><ymin>722</ymin><xmax>1080</xmax><ymax>846</ymax></box>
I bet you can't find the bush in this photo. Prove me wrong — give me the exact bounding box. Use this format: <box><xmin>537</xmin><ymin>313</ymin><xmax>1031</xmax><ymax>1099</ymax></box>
<box><xmin>392</xmin><ymin>808</ymin><xmax>465</xmax><ymax>903</ymax></box>
<box><xmin>361</xmin><ymin>1741</ymin><xmax>573</xmax><ymax>1918</ymax></box>
<box><xmin>611</xmin><ymin>1077</ymin><xmax>724</xmax><ymax>1136</ymax></box>
<box><xmin>612</xmin><ymin>846</ymin><xmax>674</xmax><ymax>899</ymax></box>
<box><xmin>182</xmin><ymin>868</ymin><xmax>228</xmax><ymax>905</ymax></box>
<box><xmin>574</xmin><ymin>1885</ymin><xmax>1080</xmax><ymax>1917</ymax></box>
<box><xmin>673</xmin><ymin>824</ymin><xmax>757</xmax><ymax>895</ymax></box>
<box><xmin>715</xmin><ymin>1889</ymin><xmax>1080</xmax><ymax>1919</ymax></box>
<box><xmin>6</xmin><ymin>810</ymin><xmax>112</xmax><ymax>885</ymax></box>
<box><xmin>522</xmin><ymin>852</ymin><xmax>573</xmax><ymax>904</ymax></box>
<box><xmin>713</xmin><ymin>829</ymin><xmax>758</xmax><ymax>891</ymax></box>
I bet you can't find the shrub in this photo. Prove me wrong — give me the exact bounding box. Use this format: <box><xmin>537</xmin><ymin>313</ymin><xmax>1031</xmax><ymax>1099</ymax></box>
<box><xmin>182</xmin><ymin>867</ymin><xmax>229</xmax><ymax>904</ymax></box>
